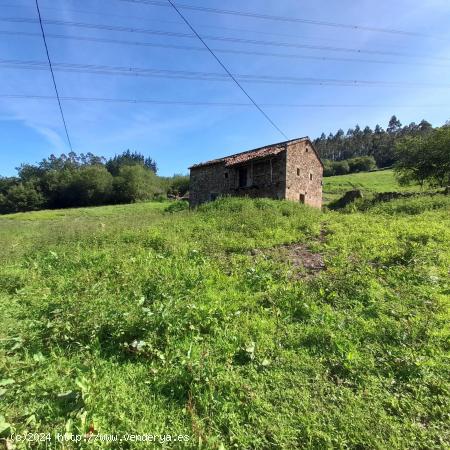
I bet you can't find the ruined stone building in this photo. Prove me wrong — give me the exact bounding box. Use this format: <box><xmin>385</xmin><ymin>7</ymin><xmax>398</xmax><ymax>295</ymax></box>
<box><xmin>189</xmin><ymin>137</ymin><xmax>323</xmax><ymax>208</ymax></box>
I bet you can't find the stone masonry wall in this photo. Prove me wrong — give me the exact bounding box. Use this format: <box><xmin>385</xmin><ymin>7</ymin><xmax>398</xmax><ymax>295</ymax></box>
<box><xmin>189</xmin><ymin>152</ymin><xmax>287</xmax><ymax>207</ymax></box>
<box><xmin>189</xmin><ymin>141</ymin><xmax>323</xmax><ymax>208</ymax></box>
<box><xmin>189</xmin><ymin>163</ymin><xmax>228</xmax><ymax>207</ymax></box>
<box><xmin>285</xmin><ymin>140</ymin><xmax>323</xmax><ymax>208</ymax></box>
<box><xmin>229</xmin><ymin>151</ymin><xmax>286</xmax><ymax>201</ymax></box>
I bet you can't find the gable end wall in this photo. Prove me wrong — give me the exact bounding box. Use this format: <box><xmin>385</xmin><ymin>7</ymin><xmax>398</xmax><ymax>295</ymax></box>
<box><xmin>285</xmin><ymin>140</ymin><xmax>323</xmax><ymax>208</ymax></box>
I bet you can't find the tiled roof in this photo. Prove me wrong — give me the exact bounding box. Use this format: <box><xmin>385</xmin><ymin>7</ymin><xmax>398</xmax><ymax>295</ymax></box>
<box><xmin>190</xmin><ymin>137</ymin><xmax>310</xmax><ymax>169</ymax></box>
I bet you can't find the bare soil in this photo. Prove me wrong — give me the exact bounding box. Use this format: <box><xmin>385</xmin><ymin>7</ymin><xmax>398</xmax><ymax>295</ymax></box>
<box><xmin>250</xmin><ymin>229</ymin><xmax>327</xmax><ymax>278</ymax></box>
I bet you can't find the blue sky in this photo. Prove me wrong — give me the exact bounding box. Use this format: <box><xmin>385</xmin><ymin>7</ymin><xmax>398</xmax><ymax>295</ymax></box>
<box><xmin>0</xmin><ymin>0</ymin><xmax>449</xmax><ymax>177</ymax></box>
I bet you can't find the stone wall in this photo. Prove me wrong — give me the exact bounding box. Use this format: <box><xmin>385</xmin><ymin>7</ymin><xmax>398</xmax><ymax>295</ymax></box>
<box><xmin>189</xmin><ymin>163</ymin><xmax>228</xmax><ymax>207</ymax></box>
<box><xmin>285</xmin><ymin>140</ymin><xmax>323</xmax><ymax>208</ymax></box>
<box><xmin>189</xmin><ymin>152</ymin><xmax>287</xmax><ymax>207</ymax></box>
<box><xmin>189</xmin><ymin>140</ymin><xmax>323</xmax><ymax>208</ymax></box>
<box><xmin>230</xmin><ymin>152</ymin><xmax>287</xmax><ymax>200</ymax></box>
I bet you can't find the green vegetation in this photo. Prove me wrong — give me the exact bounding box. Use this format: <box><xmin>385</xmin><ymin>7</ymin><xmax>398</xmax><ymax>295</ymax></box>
<box><xmin>2</xmin><ymin>115</ymin><xmax>447</xmax><ymax>215</ymax></box>
<box><xmin>343</xmin><ymin>193</ymin><xmax>450</xmax><ymax>215</ymax></box>
<box><xmin>323</xmin><ymin>156</ymin><xmax>377</xmax><ymax>177</ymax></box>
<box><xmin>162</xmin><ymin>174</ymin><xmax>190</xmax><ymax>198</ymax></box>
<box><xmin>0</xmin><ymin>151</ymin><xmax>188</xmax><ymax>214</ymax></box>
<box><xmin>1</xmin><ymin>194</ymin><xmax>449</xmax><ymax>449</ymax></box>
<box><xmin>395</xmin><ymin>126</ymin><xmax>450</xmax><ymax>188</ymax></box>
<box><xmin>164</xmin><ymin>200</ymin><xmax>190</xmax><ymax>213</ymax></box>
<box><xmin>314</xmin><ymin>115</ymin><xmax>435</xmax><ymax>168</ymax></box>
<box><xmin>322</xmin><ymin>169</ymin><xmax>421</xmax><ymax>203</ymax></box>
<box><xmin>323</xmin><ymin>124</ymin><xmax>449</xmax><ymax>204</ymax></box>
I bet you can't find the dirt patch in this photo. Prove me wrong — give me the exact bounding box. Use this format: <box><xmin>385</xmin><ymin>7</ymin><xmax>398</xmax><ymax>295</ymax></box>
<box><xmin>250</xmin><ymin>227</ymin><xmax>330</xmax><ymax>280</ymax></box>
<box><xmin>250</xmin><ymin>233</ymin><xmax>326</xmax><ymax>279</ymax></box>
<box><xmin>282</xmin><ymin>243</ymin><xmax>325</xmax><ymax>277</ymax></box>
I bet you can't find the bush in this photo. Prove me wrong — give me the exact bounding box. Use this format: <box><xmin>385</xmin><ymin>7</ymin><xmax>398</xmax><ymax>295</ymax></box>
<box><xmin>0</xmin><ymin>177</ymin><xmax>18</xmax><ymax>195</ymax></box>
<box><xmin>166</xmin><ymin>174</ymin><xmax>190</xmax><ymax>196</ymax></box>
<box><xmin>333</xmin><ymin>160</ymin><xmax>350</xmax><ymax>175</ymax></box>
<box><xmin>323</xmin><ymin>160</ymin><xmax>335</xmax><ymax>177</ymax></box>
<box><xmin>62</xmin><ymin>165</ymin><xmax>113</xmax><ymax>207</ymax></box>
<box><xmin>348</xmin><ymin>156</ymin><xmax>377</xmax><ymax>173</ymax></box>
<box><xmin>0</xmin><ymin>182</ymin><xmax>45</xmax><ymax>214</ymax></box>
<box><xmin>165</xmin><ymin>200</ymin><xmax>189</xmax><ymax>213</ymax></box>
<box><xmin>365</xmin><ymin>194</ymin><xmax>450</xmax><ymax>215</ymax></box>
<box><xmin>324</xmin><ymin>157</ymin><xmax>377</xmax><ymax>177</ymax></box>
<box><xmin>112</xmin><ymin>165</ymin><xmax>162</xmax><ymax>203</ymax></box>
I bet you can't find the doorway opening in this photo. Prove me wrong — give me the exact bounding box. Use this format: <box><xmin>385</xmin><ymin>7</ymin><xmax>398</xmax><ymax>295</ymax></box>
<box><xmin>238</xmin><ymin>167</ymin><xmax>248</xmax><ymax>188</ymax></box>
<box><xmin>299</xmin><ymin>193</ymin><xmax>306</xmax><ymax>204</ymax></box>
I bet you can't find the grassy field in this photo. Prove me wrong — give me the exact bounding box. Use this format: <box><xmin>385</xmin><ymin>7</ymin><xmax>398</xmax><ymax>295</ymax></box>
<box><xmin>322</xmin><ymin>169</ymin><xmax>422</xmax><ymax>203</ymax></box>
<box><xmin>1</xmin><ymin>194</ymin><xmax>449</xmax><ymax>449</ymax></box>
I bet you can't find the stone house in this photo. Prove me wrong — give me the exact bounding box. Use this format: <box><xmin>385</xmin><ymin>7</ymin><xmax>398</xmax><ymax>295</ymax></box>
<box><xmin>189</xmin><ymin>137</ymin><xmax>323</xmax><ymax>208</ymax></box>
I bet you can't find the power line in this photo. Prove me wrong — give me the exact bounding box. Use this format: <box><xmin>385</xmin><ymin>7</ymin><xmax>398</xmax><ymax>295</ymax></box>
<box><xmin>2</xmin><ymin>16</ymin><xmax>448</xmax><ymax>62</ymax></box>
<box><xmin>120</xmin><ymin>0</ymin><xmax>441</xmax><ymax>39</ymax></box>
<box><xmin>2</xmin><ymin>16</ymin><xmax>195</xmax><ymax>38</ymax></box>
<box><xmin>2</xmin><ymin>59</ymin><xmax>449</xmax><ymax>89</ymax></box>
<box><xmin>33</xmin><ymin>1</ymin><xmax>73</xmax><ymax>151</ymax></box>
<box><xmin>2</xmin><ymin>30</ymin><xmax>449</xmax><ymax>68</ymax></box>
<box><xmin>0</xmin><ymin>2</ymin><xmax>387</xmax><ymax>47</ymax></box>
<box><xmin>165</xmin><ymin>0</ymin><xmax>288</xmax><ymax>139</ymax></box>
<box><xmin>0</xmin><ymin>94</ymin><xmax>252</xmax><ymax>106</ymax></box>
<box><xmin>0</xmin><ymin>94</ymin><xmax>445</xmax><ymax>108</ymax></box>
<box><xmin>0</xmin><ymin>0</ymin><xmax>440</xmax><ymax>40</ymax></box>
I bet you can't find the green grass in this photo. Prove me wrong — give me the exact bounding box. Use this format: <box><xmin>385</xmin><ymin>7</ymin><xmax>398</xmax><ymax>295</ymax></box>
<box><xmin>0</xmin><ymin>196</ymin><xmax>449</xmax><ymax>449</ymax></box>
<box><xmin>323</xmin><ymin>169</ymin><xmax>422</xmax><ymax>203</ymax></box>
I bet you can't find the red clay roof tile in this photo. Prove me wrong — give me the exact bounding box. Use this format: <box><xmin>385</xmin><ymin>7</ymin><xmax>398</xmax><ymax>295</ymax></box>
<box><xmin>190</xmin><ymin>137</ymin><xmax>311</xmax><ymax>169</ymax></box>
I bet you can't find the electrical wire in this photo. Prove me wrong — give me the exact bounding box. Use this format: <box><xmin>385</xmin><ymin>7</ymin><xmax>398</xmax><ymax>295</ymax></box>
<box><xmin>1</xmin><ymin>59</ymin><xmax>448</xmax><ymax>89</ymax></box>
<box><xmin>2</xmin><ymin>30</ymin><xmax>448</xmax><ymax>68</ymax></box>
<box><xmin>165</xmin><ymin>0</ymin><xmax>288</xmax><ymax>139</ymax></box>
<box><xmin>0</xmin><ymin>2</ymin><xmax>391</xmax><ymax>47</ymax></box>
<box><xmin>120</xmin><ymin>0</ymin><xmax>440</xmax><ymax>39</ymax></box>
<box><xmin>33</xmin><ymin>1</ymin><xmax>73</xmax><ymax>151</ymax></box>
<box><xmin>2</xmin><ymin>16</ymin><xmax>448</xmax><ymax>62</ymax></box>
<box><xmin>0</xmin><ymin>94</ymin><xmax>445</xmax><ymax>108</ymax></box>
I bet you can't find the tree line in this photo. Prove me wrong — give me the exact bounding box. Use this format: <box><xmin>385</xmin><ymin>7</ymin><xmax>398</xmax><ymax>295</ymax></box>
<box><xmin>1</xmin><ymin>114</ymin><xmax>448</xmax><ymax>214</ymax></box>
<box><xmin>314</xmin><ymin>115</ymin><xmax>435</xmax><ymax>175</ymax></box>
<box><xmin>316</xmin><ymin>114</ymin><xmax>450</xmax><ymax>187</ymax></box>
<box><xmin>0</xmin><ymin>150</ymin><xmax>189</xmax><ymax>214</ymax></box>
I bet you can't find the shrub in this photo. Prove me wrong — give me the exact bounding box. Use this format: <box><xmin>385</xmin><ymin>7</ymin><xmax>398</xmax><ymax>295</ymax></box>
<box><xmin>166</xmin><ymin>174</ymin><xmax>190</xmax><ymax>196</ymax></box>
<box><xmin>333</xmin><ymin>160</ymin><xmax>350</xmax><ymax>175</ymax></box>
<box><xmin>112</xmin><ymin>165</ymin><xmax>162</xmax><ymax>203</ymax></box>
<box><xmin>347</xmin><ymin>156</ymin><xmax>377</xmax><ymax>173</ymax></box>
<box><xmin>0</xmin><ymin>182</ymin><xmax>45</xmax><ymax>213</ymax></box>
<box><xmin>366</xmin><ymin>194</ymin><xmax>450</xmax><ymax>215</ymax></box>
<box><xmin>62</xmin><ymin>165</ymin><xmax>114</xmax><ymax>207</ymax></box>
<box><xmin>165</xmin><ymin>200</ymin><xmax>189</xmax><ymax>213</ymax></box>
<box><xmin>324</xmin><ymin>157</ymin><xmax>377</xmax><ymax>177</ymax></box>
<box><xmin>323</xmin><ymin>160</ymin><xmax>335</xmax><ymax>177</ymax></box>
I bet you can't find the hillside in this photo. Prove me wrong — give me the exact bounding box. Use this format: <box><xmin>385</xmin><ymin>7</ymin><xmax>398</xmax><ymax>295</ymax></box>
<box><xmin>1</xmin><ymin>195</ymin><xmax>449</xmax><ymax>448</ymax></box>
<box><xmin>322</xmin><ymin>169</ymin><xmax>421</xmax><ymax>203</ymax></box>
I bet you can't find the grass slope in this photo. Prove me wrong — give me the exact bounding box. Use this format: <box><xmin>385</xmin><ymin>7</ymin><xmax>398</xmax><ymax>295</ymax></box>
<box><xmin>0</xmin><ymin>196</ymin><xmax>449</xmax><ymax>449</ymax></box>
<box><xmin>323</xmin><ymin>169</ymin><xmax>421</xmax><ymax>203</ymax></box>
